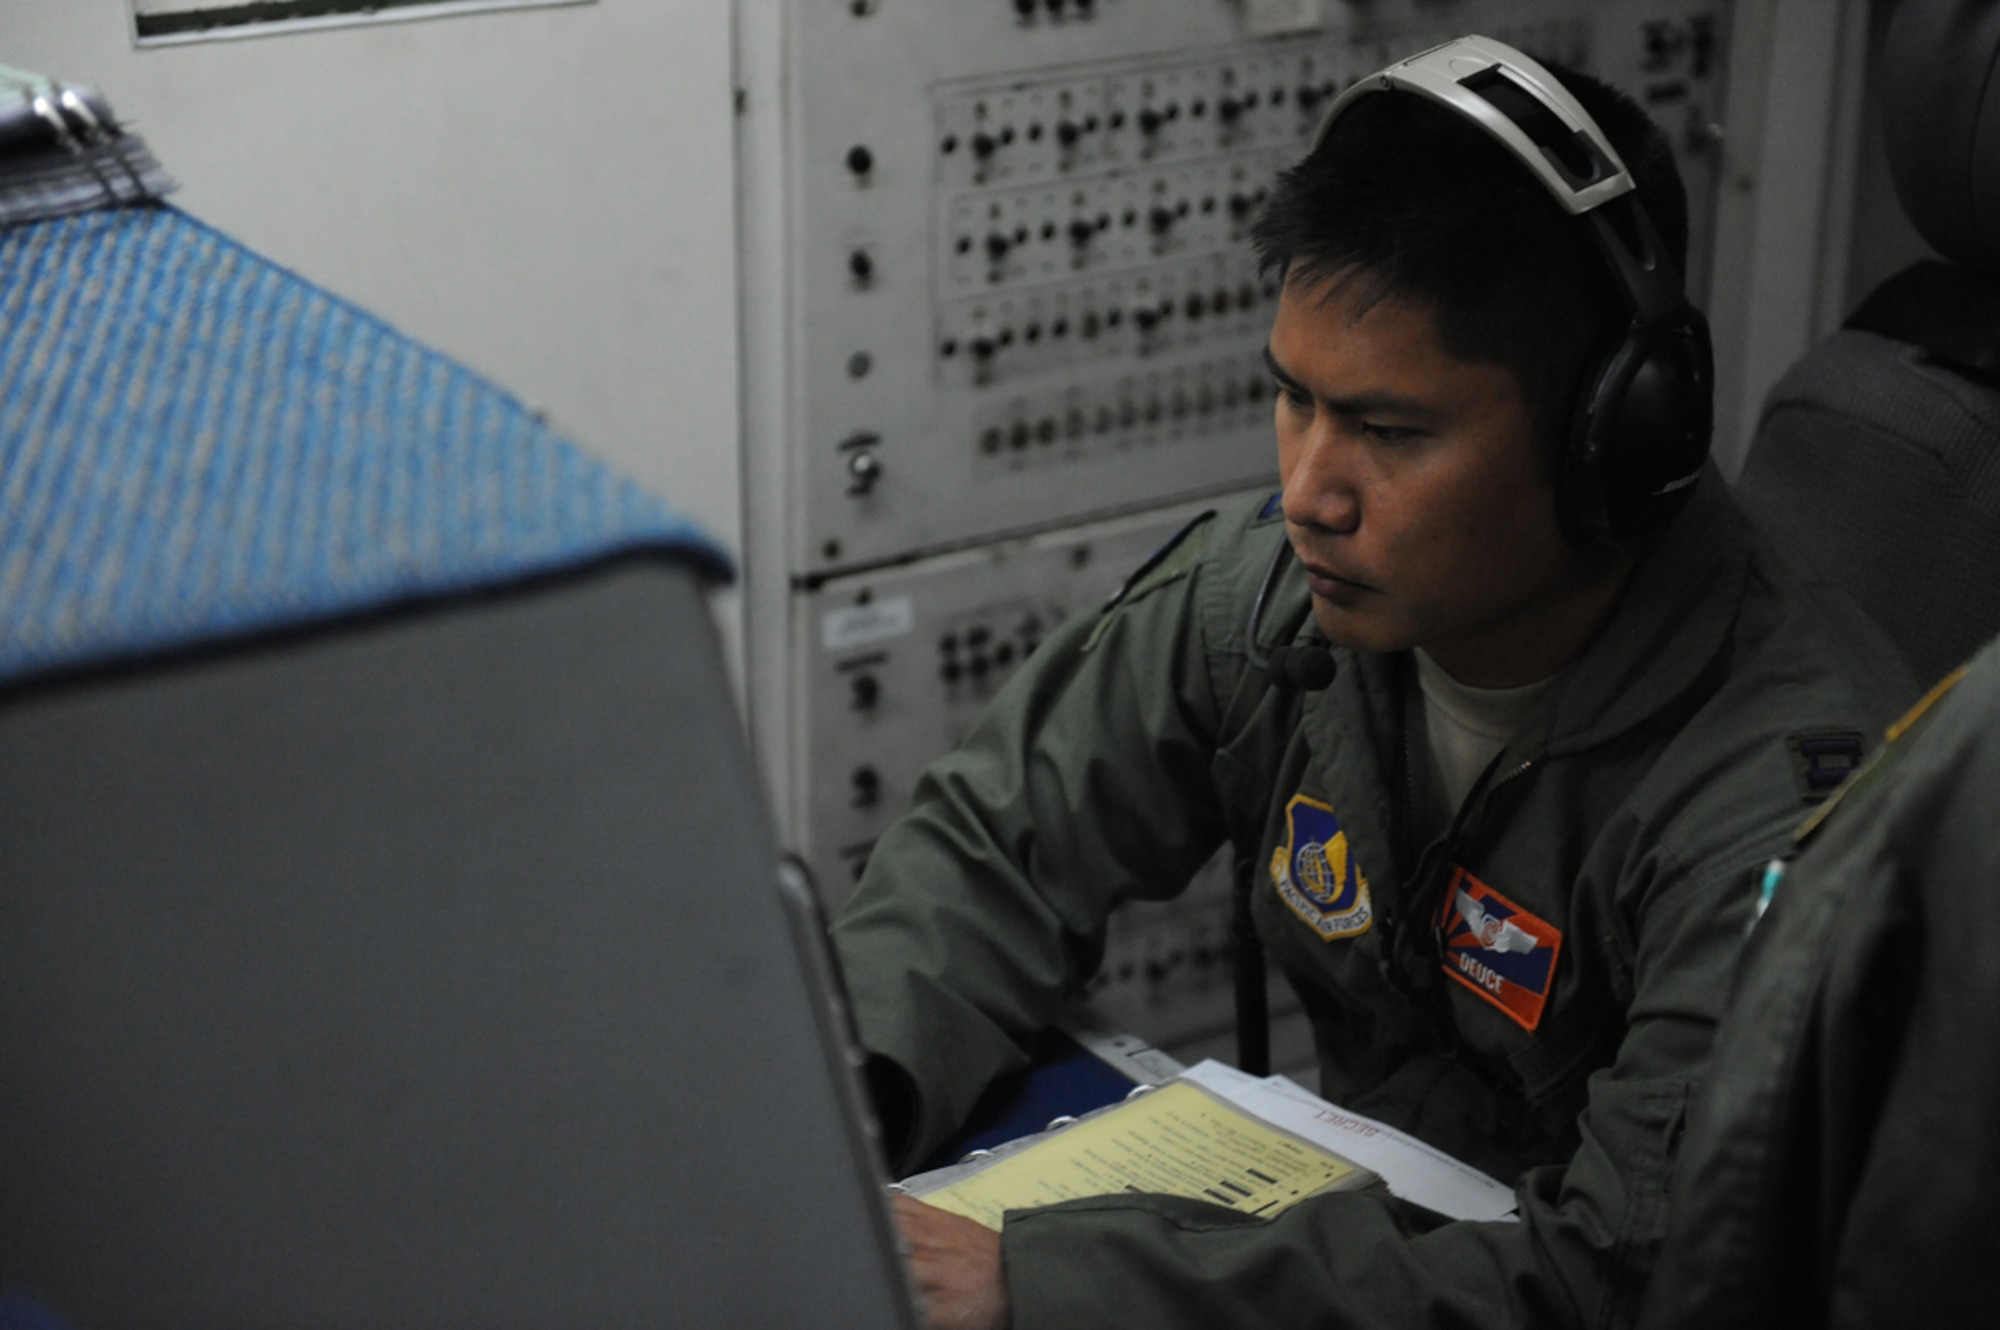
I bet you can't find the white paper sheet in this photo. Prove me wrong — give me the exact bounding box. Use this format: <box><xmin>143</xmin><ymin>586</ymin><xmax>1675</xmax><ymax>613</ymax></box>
<box><xmin>1178</xmin><ymin>1059</ymin><xmax>1519</xmax><ymax>1223</ymax></box>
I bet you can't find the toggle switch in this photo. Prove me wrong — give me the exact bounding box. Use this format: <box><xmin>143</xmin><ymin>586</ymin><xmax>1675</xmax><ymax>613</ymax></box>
<box><xmin>846</xmin><ymin>449</ymin><xmax>883</xmax><ymax>496</ymax></box>
<box><xmin>850</xmin><ymin>672</ymin><xmax>881</xmax><ymax>711</ymax></box>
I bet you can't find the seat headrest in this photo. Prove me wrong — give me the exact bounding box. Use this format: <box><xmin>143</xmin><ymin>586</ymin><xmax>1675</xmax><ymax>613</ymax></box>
<box><xmin>1882</xmin><ymin>0</ymin><xmax>2000</xmax><ymax>271</ymax></box>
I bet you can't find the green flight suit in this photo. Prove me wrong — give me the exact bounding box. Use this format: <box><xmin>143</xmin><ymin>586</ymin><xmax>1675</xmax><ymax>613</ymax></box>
<box><xmin>831</xmin><ymin>471</ymin><xmax>1915</xmax><ymax>1329</ymax></box>
<box><xmin>1641</xmin><ymin>639</ymin><xmax>2000</xmax><ymax>1330</ymax></box>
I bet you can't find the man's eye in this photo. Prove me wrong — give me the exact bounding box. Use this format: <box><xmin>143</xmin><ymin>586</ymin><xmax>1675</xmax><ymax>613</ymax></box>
<box><xmin>1362</xmin><ymin>422</ymin><xmax>1417</xmax><ymax>444</ymax></box>
<box><xmin>1275</xmin><ymin>382</ymin><xmax>1312</xmax><ymax>410</ymax></box>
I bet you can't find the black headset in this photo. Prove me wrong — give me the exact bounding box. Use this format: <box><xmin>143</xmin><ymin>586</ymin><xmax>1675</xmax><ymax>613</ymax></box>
<box><xmin>1247</xmin><ymin>36</ymin><xmax>1715</xmax><ymax>691</ymax></box>
<box><xmin>1313</xmin><ymin>35</ymin><xmax>1714</xmax><ymax>546</ymax></box>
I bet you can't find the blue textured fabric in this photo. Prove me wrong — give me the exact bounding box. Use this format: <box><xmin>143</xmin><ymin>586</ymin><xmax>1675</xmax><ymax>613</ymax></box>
<box><xmin>0</xmin><ymin>204</ymin><xmax>731</xmax><ymax>685</ymax></box>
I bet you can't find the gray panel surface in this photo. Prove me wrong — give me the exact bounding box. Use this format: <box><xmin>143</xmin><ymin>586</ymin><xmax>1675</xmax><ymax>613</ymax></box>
<box><xmin>0</xmin><ymin>560</ymin><xmax>913</xmax><ymax>1329</ymax></box>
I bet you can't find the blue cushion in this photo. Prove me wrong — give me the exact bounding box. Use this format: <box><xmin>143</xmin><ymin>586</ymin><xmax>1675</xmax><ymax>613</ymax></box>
<box><xmin>0</xmin><ymin>204</ymin><xmax>730</xmax><ymax>686</ymax></box>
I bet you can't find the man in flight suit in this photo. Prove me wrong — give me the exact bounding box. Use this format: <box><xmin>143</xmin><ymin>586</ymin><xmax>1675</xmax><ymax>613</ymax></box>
<box><xmin>831</xmin><ymin>39</ymin><xmax>1916</xmax><ymax>1330</ymax></box>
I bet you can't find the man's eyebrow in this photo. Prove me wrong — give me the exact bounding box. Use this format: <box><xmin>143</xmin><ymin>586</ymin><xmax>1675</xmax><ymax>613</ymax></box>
<box><xmin>1261</xmin><ymin>345</ymin><xmax>1303</xmax><ymax>392</ymax></box>
<box><xmin>1261</xmin><ymin>345</ymin><xmax>1444</xmax><ymax>422</ymax></box>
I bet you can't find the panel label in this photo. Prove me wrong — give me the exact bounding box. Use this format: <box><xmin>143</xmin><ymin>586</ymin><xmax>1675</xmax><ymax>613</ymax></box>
<box><xmin>822</xmin><ymin>596</ymin><xmax>916</xmax><ymax>651</ymax></box>
<box><xmin>1245</xmin><ymin>0</ymin><xmax>1323</xmax><ymax>37</ymax></box>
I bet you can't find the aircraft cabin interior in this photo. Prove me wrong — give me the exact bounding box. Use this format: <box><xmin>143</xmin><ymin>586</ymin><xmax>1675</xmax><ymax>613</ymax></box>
<box><xmin>2</xmin><ymin>1</ymin><xmax>1995</xmax><ymax>1325</ymax></box>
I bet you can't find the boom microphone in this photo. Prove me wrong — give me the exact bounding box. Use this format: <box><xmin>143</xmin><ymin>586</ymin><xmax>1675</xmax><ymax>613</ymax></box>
<box><xmin>1245</xmin><ymin>542</ymin><xmax>1339</xmax><ymax>692</ymax></box>
<box><xmin>1264</xmin><ymin>642</ymin><xmax>1338</xmax><ymax>691</ymax></box>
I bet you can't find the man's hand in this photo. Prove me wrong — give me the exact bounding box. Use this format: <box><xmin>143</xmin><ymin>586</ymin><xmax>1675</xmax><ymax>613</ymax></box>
<box><xmin>893</xmin><ymin>1194</ymin><xmax>1010</xmax><ymax>1330</ymax></box>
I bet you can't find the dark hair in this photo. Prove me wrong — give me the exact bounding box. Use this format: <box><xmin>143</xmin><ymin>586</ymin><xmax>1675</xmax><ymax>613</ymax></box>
<box><xmin>1250</xmin><ymin>61</ymin><xmax>1690</xmax><ymax>454</ymax></box>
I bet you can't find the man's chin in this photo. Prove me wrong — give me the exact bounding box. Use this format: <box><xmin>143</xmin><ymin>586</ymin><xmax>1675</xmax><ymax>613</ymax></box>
<box><xmin>1311</xmin><ymin>613</ymin><xmax>1420</xmax><ymax>659</ymax></box>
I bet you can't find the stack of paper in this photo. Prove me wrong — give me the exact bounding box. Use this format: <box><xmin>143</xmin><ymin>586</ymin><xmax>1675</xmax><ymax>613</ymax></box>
<box><xmin>903</xmin><ymin>1059</ymin><xmax>1517</xmax><ymax>1228</ymax></box>
<box><xmin>1177</xmin><ymin>1060</ymin><xmax>1518</xmax><ymax>1222</ymax></box>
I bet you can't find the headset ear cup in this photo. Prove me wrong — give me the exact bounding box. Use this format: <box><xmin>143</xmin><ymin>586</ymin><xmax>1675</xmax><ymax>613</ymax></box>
<box><xmin>1558</xmin><ymin>343</ymin><xmax>1621</xmax><ymax>545</ymax></box>
<box><xmin>1562</xmin><ymin>309</ymin><xmax>1714</xmax><ymax>548</ymax></box>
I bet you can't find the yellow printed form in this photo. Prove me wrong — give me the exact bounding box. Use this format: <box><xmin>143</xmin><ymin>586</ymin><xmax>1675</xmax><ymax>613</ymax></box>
<box><xmin>919</xmin><ymin>1081</ymin><xmax>1368</xmax><ymax>1231</ymax></box>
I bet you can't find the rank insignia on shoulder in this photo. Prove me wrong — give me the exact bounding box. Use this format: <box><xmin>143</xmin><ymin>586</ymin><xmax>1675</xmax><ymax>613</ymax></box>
<box><xmin>1269</xmin><ymin>794</ymin><xmax>1374</xmax><ymax>939</ymax></box>
<box><xmin>1256</xmin><ymin>491</ymin><xmax>1284</xmax><ymax>523</ymax></box>
<box><xmin>1793</xmin><ymin>663</ymin><xmax>1969</xmax><ymax>848</ymax></box>
<box><xmin>1435</xmin><ymin>869</ymin><xmax>1562</xmax><ymax>1032</ymax></box>
<box><xmin>1085</xmin><ymin>509</ymin><xmax>1214</xmax><ymax>651</ymax></box>
<box><xmin>1787</xmin><ymin>730</ymin><xmax>1865</xmax><ymax>803</ymax></box>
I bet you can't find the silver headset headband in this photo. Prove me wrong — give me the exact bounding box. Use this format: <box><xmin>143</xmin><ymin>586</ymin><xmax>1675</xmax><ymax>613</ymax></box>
<box><xmin>1312</xmin><ymin>35</ymin><xmax>1635</xmax><ymax>217</ymax></box>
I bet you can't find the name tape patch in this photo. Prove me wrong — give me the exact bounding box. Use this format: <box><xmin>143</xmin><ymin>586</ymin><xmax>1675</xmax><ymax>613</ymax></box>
<box><xmin>1270</xmin><ymin>794</ymin><xmax>1374</xmax><ymax>939</ymax></box>
<box><xmin>1435</xmin><ymin>868</ymin><xmax>1562</xmax><ymax>1032</ymax></box>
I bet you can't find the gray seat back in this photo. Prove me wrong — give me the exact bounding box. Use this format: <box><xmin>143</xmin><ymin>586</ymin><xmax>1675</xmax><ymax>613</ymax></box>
<box><xmin>1735</xmin><ymin>0</ymin><xmax>2000</xmax><ymax>685</ymax></box>
<box><xmin>1739</xmin><ymin>326</ymin><xmax>2000</xmax><ymax>685</ymax></box>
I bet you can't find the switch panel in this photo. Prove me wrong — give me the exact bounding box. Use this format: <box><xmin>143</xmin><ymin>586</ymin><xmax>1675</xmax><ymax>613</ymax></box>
<box><xmin>756</xmin><ymin>0</ymin><xmax>1730</xmax><ymax>576</ymax></box>
<box><xmin>794</xmin><ymin>488</ymin><xmax>1273</xmax><ymax>902</ymax></box>
<box><xmin>1081</xmin><ymin>857</ymin><xmax>1319</xmax><ymax>1073</ymax></box>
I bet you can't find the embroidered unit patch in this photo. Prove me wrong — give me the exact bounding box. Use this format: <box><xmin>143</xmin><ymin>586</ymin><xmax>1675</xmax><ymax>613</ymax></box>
<box><xmin>1436</xmin><ymin>868</ymin><xmax>1563</xmax><ymax>1032</ymax></box>
<box><xmin>1269</xmin><ymin>794</ymin><xmax>1374</xmax><ymax>939</ymax></box>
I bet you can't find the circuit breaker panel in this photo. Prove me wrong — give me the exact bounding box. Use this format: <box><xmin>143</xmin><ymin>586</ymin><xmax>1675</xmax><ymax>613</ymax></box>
<box><xmin>794</xmin><ymin>489</ymin><xmax>1272</xmax><ymax>896</ymax></box>
<box><xmin>740</xmin><ymin>0</ymin><xmax>1731</xmax><ymax>1055</ymax></box>
<box><xmin>751</xmin><ymin>0</ymin><xmax>1727</xmax><ymax>580</ymax></box>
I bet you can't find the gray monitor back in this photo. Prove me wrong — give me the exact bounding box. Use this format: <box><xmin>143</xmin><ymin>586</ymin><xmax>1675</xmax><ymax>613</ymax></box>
<box><xmin>0</xmin><ymin>557</ymin><xmax>915</xmax><ymax>1329</ymax></box>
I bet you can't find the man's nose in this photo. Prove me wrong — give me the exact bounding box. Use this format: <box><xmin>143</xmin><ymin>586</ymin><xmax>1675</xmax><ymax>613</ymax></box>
<box><xmin>1282</xmin><ymin>425</ymin><xmax>1361</xmax><ymax>534</ymax></box>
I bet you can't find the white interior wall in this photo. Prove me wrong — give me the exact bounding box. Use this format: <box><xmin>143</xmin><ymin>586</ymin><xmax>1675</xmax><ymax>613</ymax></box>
<box><xmin>0</xmin><ymin>0</ymin><xmax>744</xmax><ymax>661</ymax></box>
<box><xmin>1705</xmin><ymin>0</ymin><xmax>1871</xmax><ymax>477</ymax></box>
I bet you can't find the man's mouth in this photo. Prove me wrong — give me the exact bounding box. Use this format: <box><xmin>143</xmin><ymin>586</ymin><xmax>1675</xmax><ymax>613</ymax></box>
<box><xmin>1298</xmin><ymin>558</ymin><xmax>1372</xmax><ymax>598</ymax></box>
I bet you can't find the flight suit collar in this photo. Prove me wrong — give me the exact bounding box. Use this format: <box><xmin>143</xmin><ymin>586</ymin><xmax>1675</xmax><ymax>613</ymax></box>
<box><xmin>1253</xmin><ymin>465</ymin><xmax>1746</xmax><ymax>901</ymax></box>
<box><xmin>1537</xmin><ymin>464</ymin><xmax>1747</xmax><ymax>759</ymax></box>
<box><xmin>1282</xmin><ymin>466</ymin><xmax>1747</xmax><ymax>897</ymax></box>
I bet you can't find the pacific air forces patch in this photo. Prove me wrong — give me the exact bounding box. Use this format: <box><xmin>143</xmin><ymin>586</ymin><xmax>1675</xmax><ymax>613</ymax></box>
<box><xmin>1436</xmin><ymin>868</ymin><xmax>1562</xmax><ymax>1032</ymax></box>
<box><xmin>1270</xmin><ymin>794</ymin><xmax>1374</xmax><ymax>939</ymax></box>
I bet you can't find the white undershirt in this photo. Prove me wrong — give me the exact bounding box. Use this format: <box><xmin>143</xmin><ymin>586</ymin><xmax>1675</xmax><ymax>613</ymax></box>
<box><xmin>1414</xmin><ymin>649</ymin><xmax>1561</xmax><ymax>832</ymax></box>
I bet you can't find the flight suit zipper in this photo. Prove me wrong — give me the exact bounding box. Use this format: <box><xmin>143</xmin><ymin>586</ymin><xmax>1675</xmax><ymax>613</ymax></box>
<box><xmin>1396</xmin><ymin>746</ymin><xmax>1541</xmax><ymax>1060</ymax></box>
<box><xmin>1427</xmin><ymin>754</ymin><xmax>1539</xmax><ymax>946</ymax></box>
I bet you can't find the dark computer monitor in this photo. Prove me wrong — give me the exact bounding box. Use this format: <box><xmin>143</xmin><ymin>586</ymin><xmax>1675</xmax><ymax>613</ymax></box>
<box><xmin>0</xmin><ymin>555</ymin><xmax>915</xmax><ymax>1328</ymax></box>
